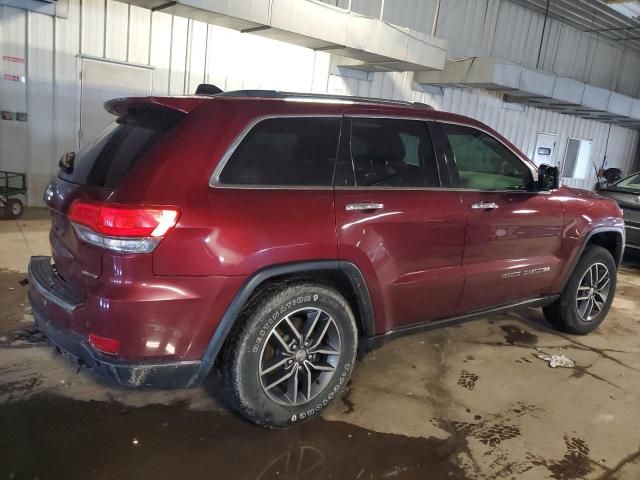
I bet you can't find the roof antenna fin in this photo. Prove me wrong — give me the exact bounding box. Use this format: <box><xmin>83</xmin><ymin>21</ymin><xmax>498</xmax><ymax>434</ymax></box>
<box><xmin>195</xmin><ymin>84</ymin><xmax>223</xmax><ymax>95</ymax></box>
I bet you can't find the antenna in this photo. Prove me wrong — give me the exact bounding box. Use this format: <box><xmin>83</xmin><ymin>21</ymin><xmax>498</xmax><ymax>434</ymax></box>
<box><xmin>195</xmin><ymin>84</ymin><xmax>224</xmax><ymax>95</ymax></box>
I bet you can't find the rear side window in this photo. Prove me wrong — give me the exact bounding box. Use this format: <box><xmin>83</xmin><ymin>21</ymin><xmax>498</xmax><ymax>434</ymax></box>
<box><xmin>60</xmin><ymin>107</ymin><xmax>185</xmax><ymax>188</ymax></box>
<box><xmin>441</xmin><ymin>124</ymin><xmax>532</xmax><ymax>191</ymax></box>
<box><xmin>350</xmin><ymin>118</ymin><xmax>439</xmax><ymax>188</ymax></box>
<box><xmin>219</xmin><ymin>117</ymin><xmax>341</xmax><ymax>186</ymax></box>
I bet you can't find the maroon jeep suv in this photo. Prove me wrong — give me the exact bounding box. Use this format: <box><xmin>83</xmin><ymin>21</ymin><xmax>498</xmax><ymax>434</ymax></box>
<box><xmin>29</xmin><ymin>89</ymin><xmax>624</xmax><ymax>428</ymax></box>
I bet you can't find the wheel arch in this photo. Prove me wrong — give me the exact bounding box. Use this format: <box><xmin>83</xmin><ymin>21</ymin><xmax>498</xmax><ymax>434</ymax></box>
<box><xmin>559</xmin><ymin>227</ymin><xmax>625</xmax><ymax>292</ymax></box>
<box><xmin>188</xmin><ymin>260</ymin><xmax>375</xmax><ymax>386</ymax></box>
<box><xmin>586</xmin><ymin>230</ymin><xmax>624</xmax><ymax>266</ymax></box>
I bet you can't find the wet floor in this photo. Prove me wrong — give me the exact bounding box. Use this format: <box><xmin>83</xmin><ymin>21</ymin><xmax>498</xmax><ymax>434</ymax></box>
<box><xmin>0</xmin><ymin>394</ymin><xmax>464</xmax><ymax>480</ymax></box>
<box><xmin>2</xmin><ymin>211</ymin><xmax>640</xmax><ymax>479</ymax></box>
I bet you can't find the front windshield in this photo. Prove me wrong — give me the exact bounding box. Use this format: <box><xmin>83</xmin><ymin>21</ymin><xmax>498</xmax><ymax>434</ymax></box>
<box><xmin>614</xmin><ymin>172</ymin><xmax>640</xmax><ymax>190</ymax></box>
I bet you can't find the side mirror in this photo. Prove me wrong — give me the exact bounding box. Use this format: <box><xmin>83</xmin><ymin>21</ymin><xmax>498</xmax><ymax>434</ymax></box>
<box><xmin>58</xmin><ymin>152</ymin><xmax>75</xmax><ymax>174</ymax></box>
<box><xmin>538</xmin><ymin>164</ymin><xmax>559</xmax><ymax>191</ymax></box>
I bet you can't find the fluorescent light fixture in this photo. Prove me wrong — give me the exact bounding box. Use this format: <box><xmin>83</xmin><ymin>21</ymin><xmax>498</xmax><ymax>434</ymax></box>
<box><xmin>605</xmin><ymin>1</ymin><xmax>640</xmax><ymax>20</ymax></box>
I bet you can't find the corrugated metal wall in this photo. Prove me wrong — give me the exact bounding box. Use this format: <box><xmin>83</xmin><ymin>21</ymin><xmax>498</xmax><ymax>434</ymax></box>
<box><xmin>323</xmin><ymin>0</ymin><xmax>640</xmax><ymax>98</ymax></box>
<box><xmin>436</xmin><ymin>0</ymin><xmax>640</xmax><ymax>96</ymax></box>
<box><xmin>1</xmin><ymin>0</ymin><xmax>639</xmax><ymax>205</ymax></box>
<box><xmin>0</xmin><ymin>0</ymin><xmax>332</xmax><ymax>204</ymax></box>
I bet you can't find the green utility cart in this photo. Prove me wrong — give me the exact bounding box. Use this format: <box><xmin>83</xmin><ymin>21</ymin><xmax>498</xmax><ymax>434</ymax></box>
<box><xmin>0</xmin><ymin>171</ymin><xmax>26</xmax><ymax>219</ymax></box>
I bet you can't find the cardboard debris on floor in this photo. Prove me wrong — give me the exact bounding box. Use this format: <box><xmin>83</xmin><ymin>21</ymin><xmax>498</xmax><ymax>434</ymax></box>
<box><xmin>534</xmin><ymin>348</ymin><xmax>575</xmax><ymax>368</ymax></box>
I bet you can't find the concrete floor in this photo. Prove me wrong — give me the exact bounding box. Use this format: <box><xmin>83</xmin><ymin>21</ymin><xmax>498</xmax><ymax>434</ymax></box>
<box><xmin>1</xmin><ymin>209</ymin><xmax>640</xmax><ymax>480</ymax></box>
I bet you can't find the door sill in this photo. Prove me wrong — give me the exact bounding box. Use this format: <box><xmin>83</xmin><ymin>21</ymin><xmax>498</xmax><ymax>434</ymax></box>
<box><xmin>364</xmin><ymin>295</ymin><xmax>558</xmax><ymax>351</ymax></box>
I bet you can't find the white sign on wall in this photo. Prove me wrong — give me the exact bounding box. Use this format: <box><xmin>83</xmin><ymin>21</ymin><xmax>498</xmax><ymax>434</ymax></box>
<box><xmin>533</xmin><ymin>133</ymin><xmax>557</xmax><ymax>167</ymax></box>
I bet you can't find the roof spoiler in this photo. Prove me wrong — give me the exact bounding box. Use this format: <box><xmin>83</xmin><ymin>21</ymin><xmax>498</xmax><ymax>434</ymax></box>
<box><xmin>104</xmin><ymin>96</ymin><xmax>207</xmax><ymax>116</ymax></box>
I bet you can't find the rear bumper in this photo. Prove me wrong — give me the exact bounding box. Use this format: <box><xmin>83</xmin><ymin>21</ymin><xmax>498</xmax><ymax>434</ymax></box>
<box><xmin>31</xmin><ymin>302</ymin><xmax>200</xmax><ymax>388</ymax></box>
<box><xmin>27</xmin><ymin>255</ymin><xmax>235</xmax><ymax>388</ymax></box>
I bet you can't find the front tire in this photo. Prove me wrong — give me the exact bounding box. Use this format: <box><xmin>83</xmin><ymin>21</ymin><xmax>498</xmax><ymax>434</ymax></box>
<box><xmin>223</xmin><ymin>282</ymin><xmax>358</xmax><ymax>428</ymax></box>
<box><xmin>543</xmin><ymin>246</ymin><xmax>617</xmax><ymax>334</ymax></box>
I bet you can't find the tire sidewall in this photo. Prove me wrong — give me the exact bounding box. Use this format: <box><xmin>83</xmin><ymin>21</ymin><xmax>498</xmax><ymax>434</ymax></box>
<box><xmin>563</xmin><ymin>247</ymin><xmax>617</xmax><ymax>333</ymax></box>
<box><xmin>231</xmin><ymin>284</ymin><xmax>357</xmax><ymax>428</ymax></box>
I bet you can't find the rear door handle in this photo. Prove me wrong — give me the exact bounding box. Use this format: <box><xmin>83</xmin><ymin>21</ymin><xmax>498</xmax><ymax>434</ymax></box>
<box><xmin>471</xmin><ymin>201</ymin><xmax>499</xmax><ymax>210</ymax></box>
<box><xmin>345</xmin><ymin>202</ymin><xmax>384</xmax><ymax>212</ymax></box>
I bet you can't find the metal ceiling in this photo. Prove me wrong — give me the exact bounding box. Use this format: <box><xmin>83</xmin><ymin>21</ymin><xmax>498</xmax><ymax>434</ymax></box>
<box><xmin>510</xmin><ymin>0</ymin><xmax>640</xmax><ymax>53</ymax></box>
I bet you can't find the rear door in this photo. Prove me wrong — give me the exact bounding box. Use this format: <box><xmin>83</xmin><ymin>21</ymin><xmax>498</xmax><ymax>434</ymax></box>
<box><xmin>432</xmin><ymin>121</ymin><xmax>564</xmax><ymax>313</ymax></box>
<box><xmin>334</xmin><ymin>115</ymin><xmax>466</xmax><ymax>334</ymax></box>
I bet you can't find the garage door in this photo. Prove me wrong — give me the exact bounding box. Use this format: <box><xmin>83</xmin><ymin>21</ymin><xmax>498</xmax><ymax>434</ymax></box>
<box><xmin>79</xmin><ymin>58</ymin><xmax>153</xmax><ymax>149</ymax></box>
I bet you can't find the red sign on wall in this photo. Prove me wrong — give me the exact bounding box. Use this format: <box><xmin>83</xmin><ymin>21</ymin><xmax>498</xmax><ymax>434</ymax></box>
<box><xmin>2</xmin><ymin>55</ymin><xmax>25</xmax><ymax>64</ymax></box>
<box><xmin>3</xmin><ymin>74</ymin><xmax>26</xmax><ymax>83</ymax></box>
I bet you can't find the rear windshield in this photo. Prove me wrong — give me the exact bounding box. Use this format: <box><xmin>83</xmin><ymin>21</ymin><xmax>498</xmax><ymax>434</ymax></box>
<box><xmin>59</xmin><ymin>107</ymin><xmax>185</xmax><ymax>188</ymax></box>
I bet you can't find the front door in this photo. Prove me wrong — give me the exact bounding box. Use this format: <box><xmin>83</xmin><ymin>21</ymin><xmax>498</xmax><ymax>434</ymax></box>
<box><xmin>435</xmin><ymin>122</ymin><xmax>564</xmax><ymax>313</ymax></box>
<box><xmin>334</xmin><ymin>115</ymin><xmax>467</xmax><ymax>334</ymax></box>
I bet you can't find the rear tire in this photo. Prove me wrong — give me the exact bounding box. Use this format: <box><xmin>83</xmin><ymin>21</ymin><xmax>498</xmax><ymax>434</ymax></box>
<box><xmin>5</xmin><ymin>198</ymin><xmax>24</xmax><ymax>219</ymax></box>
<box><xmin>543</xmin><ymin>246</ymin><xmax>617</xmax><ymax>335</ymax></box>
<box><xmin>223</xmin><ymin>282</ymin><xmax>358</xmax><ymax>428</ymax></box>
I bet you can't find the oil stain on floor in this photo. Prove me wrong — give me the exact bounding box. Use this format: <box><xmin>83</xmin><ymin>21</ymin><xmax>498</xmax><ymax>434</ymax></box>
<box><xmin>499</xmin><ymin>324</ymin><xmax>539</xmax><ymax>346</ymax></box>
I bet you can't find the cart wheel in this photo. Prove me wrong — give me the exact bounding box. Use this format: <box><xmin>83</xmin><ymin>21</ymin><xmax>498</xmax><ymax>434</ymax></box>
<box><xmin>5</xmin><ymin>199</ymin><xmax>24</xmax><ymax>219</ymax></box>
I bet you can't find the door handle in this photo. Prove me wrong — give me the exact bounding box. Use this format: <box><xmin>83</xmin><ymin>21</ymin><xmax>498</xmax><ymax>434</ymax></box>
<box><xmin>471</xmin><ymin>201</ymin><xmax>499</xmax><ymax>210</ymax></box>
<box><xmin>345</xmin><ymin>202</ymin><xmax>384</xmax><ymax>212</ymax></box>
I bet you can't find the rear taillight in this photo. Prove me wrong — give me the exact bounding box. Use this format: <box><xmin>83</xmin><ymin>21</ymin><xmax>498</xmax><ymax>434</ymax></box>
<box><xmin>69</xmin><ymin>200</ymin><xmax>180</xmax><ymax>254</ymax></box>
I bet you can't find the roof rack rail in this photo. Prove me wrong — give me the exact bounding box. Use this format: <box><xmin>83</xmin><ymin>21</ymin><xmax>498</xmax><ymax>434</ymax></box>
<box><xmin>214</xmin><ymin>89</ymin><xmax>433</xmax><ymax>110</ymax></box>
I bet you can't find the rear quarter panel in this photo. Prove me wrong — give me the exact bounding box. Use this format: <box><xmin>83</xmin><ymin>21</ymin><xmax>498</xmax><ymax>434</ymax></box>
<box><xmin>94</xmin><ymin>100</ymin><xmax>341</xmax><ymax>361</ymax></box>
<box><xmin>117</xmin><ymin>99</ymin><xmax>340</xmax><ymax>276</ymax></box>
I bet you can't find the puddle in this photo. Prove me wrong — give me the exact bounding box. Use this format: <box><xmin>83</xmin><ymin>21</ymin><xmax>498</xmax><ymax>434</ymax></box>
<box><xmin>0</xmin><ymin>394</ymin><xmax>467</xmax><ymax>480</ymax></box>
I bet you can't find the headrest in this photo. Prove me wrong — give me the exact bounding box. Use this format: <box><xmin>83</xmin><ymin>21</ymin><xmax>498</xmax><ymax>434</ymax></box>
<box><xmin>352</xmin><ymin>125</ymin><xmax>405</xmax><ymax>163</ymax></box>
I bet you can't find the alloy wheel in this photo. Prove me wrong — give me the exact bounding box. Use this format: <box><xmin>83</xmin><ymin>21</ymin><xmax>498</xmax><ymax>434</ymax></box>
<box><xmin>259</xmin><ymin>307</ymin><xmax>341</xmax><ymax>406</ymax></box>
<box><xmin>576</xmin><ymin>262</ymin><xmax>611</xmax><ymax>322</ymax></box>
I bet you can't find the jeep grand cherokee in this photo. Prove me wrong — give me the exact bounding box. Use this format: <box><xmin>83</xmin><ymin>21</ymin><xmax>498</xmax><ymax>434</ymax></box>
<box><xmin>29</xmin><ymin>90</ymin><xmax>625</xmax><ymax>428</ymax></box>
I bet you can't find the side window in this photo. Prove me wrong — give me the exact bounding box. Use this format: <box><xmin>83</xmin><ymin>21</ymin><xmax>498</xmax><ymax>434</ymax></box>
<box><xmin>219</xmin><ymin>117</ymin><xmax>341</xmax><ymax>186</ymax></box>
<box><xmin>442</xmin><ymin>124</ymin><xmax>532</xmax><ymax>191</ymax></box>
<box><xmin>350</xmin><ymin>118</ymin><xmax>439</xmax><ymax>188</ymax></box>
